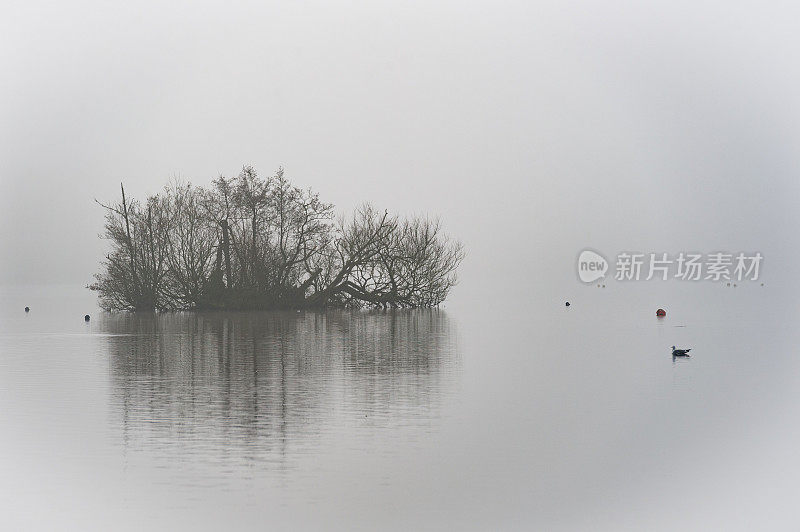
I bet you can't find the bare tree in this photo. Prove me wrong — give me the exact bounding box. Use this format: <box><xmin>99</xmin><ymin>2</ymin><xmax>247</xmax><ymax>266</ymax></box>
<box><xmin>162</xmin><ymin>180</ymin><xmax>217</xmax><ymax>306</ymax></box>
<box><xmin>305</xmin><ymin>204</ymin><xmax>397</xmax><ymax>308</ymax></box>
<box><xmin>270</xmin><ymin>168</ymin><xmax>335</xmax><ymax>302</ymax></box>
<box><xmin>92</xmin><ymin>168</ymin><xmax>463</xmax><ymax>311</ymax></box>
<box><xmin>91</xmin><ymin>185</ymin><xmax>171</xmax><ymax>310</ymax></box>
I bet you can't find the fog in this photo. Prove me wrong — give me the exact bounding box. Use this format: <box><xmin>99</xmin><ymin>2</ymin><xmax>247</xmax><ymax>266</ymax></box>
<box><xmin>5</xmin><ymin>4</ymin><xmax>800</xmax><ymax>530</ymax></box>
<box><xmin>2</xmin><ymin>0</ymin><xmax>800</xmax><ymax>299</ymax></box>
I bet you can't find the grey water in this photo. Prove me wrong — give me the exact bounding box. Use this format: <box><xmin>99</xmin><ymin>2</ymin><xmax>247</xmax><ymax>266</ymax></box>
<box><xmin>1</xmin><ymin>284</ymin><xmax>799</xmax><ymax>531</ymax></box>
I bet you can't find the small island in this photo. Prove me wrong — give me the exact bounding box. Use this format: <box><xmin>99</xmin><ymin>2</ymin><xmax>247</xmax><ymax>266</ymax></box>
<box><xmin>91</xmin><ymin>166</ymin><xmax>463</xmax><ymax>311</ymax></box>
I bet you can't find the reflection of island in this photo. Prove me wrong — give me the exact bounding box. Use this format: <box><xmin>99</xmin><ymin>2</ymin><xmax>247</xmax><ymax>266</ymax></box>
<box><xmin>100</xmin><ymin>310</ymin><xmax>459</xmax><ymax>469</ymax></box>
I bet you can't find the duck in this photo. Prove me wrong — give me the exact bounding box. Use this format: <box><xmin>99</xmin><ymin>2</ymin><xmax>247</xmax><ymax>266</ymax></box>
<box><xmin>671</xmin><ymin>345</ymin><xmax>691</xmax><ymax>357</ymax></box>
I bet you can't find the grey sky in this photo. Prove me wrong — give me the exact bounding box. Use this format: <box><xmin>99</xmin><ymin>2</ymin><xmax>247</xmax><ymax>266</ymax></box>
<box><xmin>3</xmin><ymin>0</ymin><xmax>799</xmax><ymax>299</ymax></box>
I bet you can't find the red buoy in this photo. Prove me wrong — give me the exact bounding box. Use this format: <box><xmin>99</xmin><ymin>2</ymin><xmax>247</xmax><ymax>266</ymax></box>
<box><xmin>656</xmin><ymin>308</ymin><xmax>666</xmax><ymax>317</ymax></box>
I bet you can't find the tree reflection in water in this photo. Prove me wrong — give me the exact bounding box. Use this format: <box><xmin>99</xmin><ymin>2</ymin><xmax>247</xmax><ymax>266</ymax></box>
<box><xmin>101</xmin><ymin>310</ymin><xmax>459</xmax><ymax>475</ymax></box>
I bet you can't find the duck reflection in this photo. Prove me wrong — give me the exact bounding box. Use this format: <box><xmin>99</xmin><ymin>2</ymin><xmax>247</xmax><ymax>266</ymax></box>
<box><xmin>100</xmin><ymin>310</ymin><xmax>459</xmax><ymax>469</ymax></box>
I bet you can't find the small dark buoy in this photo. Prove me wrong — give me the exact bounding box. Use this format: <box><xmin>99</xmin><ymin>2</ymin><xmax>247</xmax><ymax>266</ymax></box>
<box><xmin>84</xmin><ymin>315</ymin><xmax>91</xmax><ymax>322</ymax></box>
<box><xmin>565</xmin><ymin>302</ymin><xmax>570</xmax><ymax>307</ymax></box>
<box><xmin>656</xmin><ymin>308</ymin><xmax>666</xmax><ymax>317</ymax></box>
<box><xmin>24</xmin><ymin>306</ymin><xmax>29</xmax><ymax>313</ymax></box>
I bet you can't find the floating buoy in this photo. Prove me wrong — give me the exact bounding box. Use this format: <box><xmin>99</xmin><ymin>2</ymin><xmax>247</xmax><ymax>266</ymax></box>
<box><xmin>656</xmin><ymin>308</ymin><xmax>666</xmax><ymax>317</ymax></box>
<box><xmin>565</xmin><ymin>302</ymin><xmax>570</xmax><ymax>307</ymax></box>
<box><xmin>24</xmin><ymin>306</ymin><xmax>29</xmax><ymax>313</ymax></box>
<box><xmin>84</xmin><ymin>315</ymin><xmax>91</xmax><ymax>322</ymax></box>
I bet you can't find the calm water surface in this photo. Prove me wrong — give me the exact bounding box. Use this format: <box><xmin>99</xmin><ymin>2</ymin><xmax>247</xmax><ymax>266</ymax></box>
<box><xmin>1</xmin><ymin>284</ymin><xmax>799</xmax><ymax>530</ymax></box>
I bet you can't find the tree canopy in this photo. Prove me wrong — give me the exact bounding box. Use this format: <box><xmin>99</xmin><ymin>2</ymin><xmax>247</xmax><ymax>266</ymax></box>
<box><xmin>91</xmin><ymin>166</ymin><xmax>464</xmax><ymax>311</ymax></box>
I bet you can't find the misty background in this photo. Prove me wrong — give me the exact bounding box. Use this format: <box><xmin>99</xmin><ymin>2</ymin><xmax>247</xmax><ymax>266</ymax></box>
<box><xmin>2</xmin><ymin>0</ymin><xmax>800</xmax><ymax>300</ymax></box>
<box><xmin>6</xmin><ymin>3</ymin><xmax>800</xmax><ymax>530</ymax></box>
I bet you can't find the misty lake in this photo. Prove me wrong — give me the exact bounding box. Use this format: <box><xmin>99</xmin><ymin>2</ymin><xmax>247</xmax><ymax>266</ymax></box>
<box><xmin>1</xmin><ymin>284</ymin><xmax>798</xmax><ymax>530</ymax></box>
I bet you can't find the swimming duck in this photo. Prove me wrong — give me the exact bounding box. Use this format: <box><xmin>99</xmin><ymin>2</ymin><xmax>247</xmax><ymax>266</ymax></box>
<box><xmin>671</xmin><ymin>346</ymin><xmax>691</xmax><ymax>357</ymax></box>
